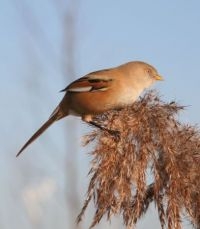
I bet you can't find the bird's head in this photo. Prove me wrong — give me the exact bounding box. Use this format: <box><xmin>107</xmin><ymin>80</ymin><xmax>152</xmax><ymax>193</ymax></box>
<box><xmin>120</xmin><ymin>61</ymin><xmax>163</xmax><ymax>90</ymax></box>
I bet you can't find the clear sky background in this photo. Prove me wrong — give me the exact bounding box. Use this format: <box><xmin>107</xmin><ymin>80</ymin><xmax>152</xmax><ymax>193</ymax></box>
<box><xmin>0</xmin><ymin>0</ymin><xmax>200</xmax><ymax>228</ymax></box>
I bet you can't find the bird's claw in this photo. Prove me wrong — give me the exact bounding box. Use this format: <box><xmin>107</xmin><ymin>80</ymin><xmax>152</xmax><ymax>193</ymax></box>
<box><xmin>107</xmin><ymin>129</ymin><xmax>121</xmax><ymax>141</ymax></box>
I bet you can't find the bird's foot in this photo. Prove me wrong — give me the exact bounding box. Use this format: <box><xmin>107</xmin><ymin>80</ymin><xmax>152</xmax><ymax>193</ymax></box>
<box><xmin>106</xmin><ymin>129</ymin><xmax>120</xmax><ymax>141</ymax></box>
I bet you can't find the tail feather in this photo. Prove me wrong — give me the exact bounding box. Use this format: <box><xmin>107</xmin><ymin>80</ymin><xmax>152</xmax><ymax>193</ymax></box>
<box><xmin>16</xmin><ymin>107</ymin><xmax>65</xmax><ymax>157</ymax></box>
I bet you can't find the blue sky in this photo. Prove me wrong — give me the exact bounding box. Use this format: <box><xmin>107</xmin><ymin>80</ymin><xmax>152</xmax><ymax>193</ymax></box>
<box><xmin>1</xmin><ymin>0</ymin><xmax>200</xmax><ymax>228</ymax></box>
<box><xmin>2</xmin><ymin>0</ymin><xmax>200</xmax><ymax>121</ymax></box>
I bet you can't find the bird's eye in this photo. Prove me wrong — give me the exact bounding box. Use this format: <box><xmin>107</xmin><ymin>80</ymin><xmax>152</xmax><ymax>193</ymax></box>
<box><xmin>146</xmin><ymin>69</ymin><xmax>151</xmax><ymax>74</ymax></box>
<box><xmin>146</xmin><ymin>68</ymin><xmax>152</xmax><ymax>77</ymax></box>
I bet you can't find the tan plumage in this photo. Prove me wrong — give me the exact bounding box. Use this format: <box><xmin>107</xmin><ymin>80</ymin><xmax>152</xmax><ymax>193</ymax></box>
<box><xmin>16</xmin><ymin>61</ymin><xmax>163</xmax><ymax>157</ymax></box>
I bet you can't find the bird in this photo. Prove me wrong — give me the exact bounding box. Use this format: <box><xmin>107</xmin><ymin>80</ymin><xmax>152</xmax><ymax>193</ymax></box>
<box><xmin>16</xmin><ymin>61</ymin><xmax>163</xmax><ymax>157</ymax></box>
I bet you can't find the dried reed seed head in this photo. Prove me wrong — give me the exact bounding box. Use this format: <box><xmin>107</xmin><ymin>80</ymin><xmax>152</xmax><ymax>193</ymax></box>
<box><xmin>79</xmin><ymin>90</ymin><xmax>200</xmax><ymax>229</ymax></box>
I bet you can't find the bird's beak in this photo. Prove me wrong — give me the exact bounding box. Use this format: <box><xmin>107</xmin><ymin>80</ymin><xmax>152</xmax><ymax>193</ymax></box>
<box><xmin>155</xmin><ymin>74</ymin><xmax>164</xmax><ymax>81</ymax></box>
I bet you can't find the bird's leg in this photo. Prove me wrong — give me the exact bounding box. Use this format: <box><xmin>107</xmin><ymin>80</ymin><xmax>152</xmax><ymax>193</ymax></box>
<box><xmin>82</xmin><ymin>114</ymin><xmax>120</xmax><ymax>140</ymax></box>
<box><xmin>88</xmin><ymin>120</ymin><xmax>120</xmax><ymax>140</ymax></box>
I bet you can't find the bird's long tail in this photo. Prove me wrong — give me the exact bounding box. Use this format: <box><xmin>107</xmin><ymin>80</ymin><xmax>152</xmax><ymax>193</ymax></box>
<box><xmin>16</xmin><ymin>106</ymin><xmax>65</xmax><ymax>157</ymax></box>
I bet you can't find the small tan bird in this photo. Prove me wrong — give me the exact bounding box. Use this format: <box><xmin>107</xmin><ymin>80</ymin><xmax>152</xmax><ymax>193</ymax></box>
<box><xmin>16</xmin><ymin>61</ymin><xmax>163</xmax><ymax>156</ymax></box>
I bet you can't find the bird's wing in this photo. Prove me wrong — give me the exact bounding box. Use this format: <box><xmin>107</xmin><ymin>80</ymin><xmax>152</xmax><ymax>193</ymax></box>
<box><xmin>60</xmin><ymin>71</ymin><xmax>113</xmax><ymax>93</ymax></box>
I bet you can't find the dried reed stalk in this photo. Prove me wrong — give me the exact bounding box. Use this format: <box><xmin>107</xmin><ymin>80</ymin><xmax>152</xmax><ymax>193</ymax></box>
<box><xmin>77</xmin><ymin>90</ymin><xmax>200</xmax><ymax>229</ymax></box>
